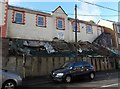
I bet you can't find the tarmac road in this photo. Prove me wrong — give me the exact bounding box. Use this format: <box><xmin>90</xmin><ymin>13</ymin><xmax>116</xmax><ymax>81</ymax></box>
<box><xmin>19</xmin><ymin>70</ymin><xmax>120</xmax><ymax>89</ymax></box>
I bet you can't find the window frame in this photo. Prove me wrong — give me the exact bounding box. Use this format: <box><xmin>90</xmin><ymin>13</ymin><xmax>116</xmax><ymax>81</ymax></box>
<box><xmin>12</xmin><ymin>10</ymin><xmax>25</xmax><ymax>24</ymax></box>
<box><xmin>118</xmin><ymin>37</ymin><xmax>120</xmax><ymax>45</ymax></box>
<box><xmin>36</xmin><ymin>14</ymin><xmax>46</xmax><ymax>27</ymax></box>
<box><xmin>86</xmin><ymin>24</ymin><xmax>93</xmax><ymax>34</ymax></box>
<box><xmin>97</xmin><ymin>26</ymin><xmax>102</xmax><ymax>35</ymax></box>
<box><xmin>71</xmin><ymin>21</ymin><xmax>80</xmax><ymax>32</ymax></box>
<box><xmin>117</xmin><ymin>25</ymin><xmax>120</xmax><ymax>33</ymax></box>
<box><xmin>56</xmin><ymin>17</ymin><xmax>65</xmax><ymax>30</ymax></box>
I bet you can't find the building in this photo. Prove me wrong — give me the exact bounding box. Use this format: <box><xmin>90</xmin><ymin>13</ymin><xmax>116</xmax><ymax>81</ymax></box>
<box><xmin>1</xmin><ymin>1</ymin><xmax>118</xmax><ymax>76</ymax></box>
<box><xmin>93</xmin><ymin>32</ymin><xmax>112</xmax><ymax>48</ymax></box>
<box><xmin>113</xmin><ymin>22</ymin><xmax>120</xmax><ymax>50</ymax></box>
<box><xmin>0</xmin><ymin>0</ymin><xmax>105</xmax><ymax>44</ymax></box>
<box><xmin>98</xmin><ymin>19</ymin><xmax>120</xmax><ymax>50</ymax></box>
<box><xmin>0</xmin><ymin>0</ymin><xmax>8</xmax><ymax>38</ymax></box>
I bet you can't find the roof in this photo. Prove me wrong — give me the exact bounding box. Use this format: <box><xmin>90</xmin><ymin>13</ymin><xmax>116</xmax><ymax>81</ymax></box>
<box><xmin>8</xmin><ymin>5</ymin><xmax>51</xmax><ymax>16</ymax></box>
<box><xmin>68</xmin><ymin>17</ymin><xmax>100</xmax><ymax>26</ymax></box>
<box><xmin>8</xmin><ymin>5</ymin><xmax>108</xmax><ymax>28</ymax></box>
<box><xmin>52</xmin><ymin>6</ymin><xmax>68</xmax><ymax>16</ymax></box>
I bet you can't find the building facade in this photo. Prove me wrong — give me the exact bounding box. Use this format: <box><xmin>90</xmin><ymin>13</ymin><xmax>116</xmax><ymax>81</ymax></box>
<box><xmin>0</xmin><ymin>0</ymin><xmax>104</xmax><ymax>43</ymax></box>
<box><xmin>98</xmin><ymin>19</ymin><xmax>120</xmax><ymax>50</ymax></box>
<box><xmin>0</xmin><ymin>0</ymin><xmax>8</xmax><ymax>38</ymax></box>
<box><xmin>113</xmin><ymin>22</ymin><xmax>120</xmax><ymax>50</ymax></box>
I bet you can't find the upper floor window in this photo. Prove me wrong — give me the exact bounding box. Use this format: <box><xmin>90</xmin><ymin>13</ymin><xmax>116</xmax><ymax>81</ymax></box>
<box><xmin>12</xmin><ymin>10</ymin><xmax>25</xmax><ymax>24</ymax></box>
<box><xmin>117</xmin><ymin>25</ymin><xmax>120</xmax><ymax>33</ymax></box>
<box><xmin>86</xmin><ymin>25</ymin><xmax>92</xmax><ymax>33</ymax></box>
<box><xmin>56</xmin><ymin>17</ymin><xmax>65</xmax><ymax>30</ymax></box>
<box><xmin>72</xmin><ymin>21</ymin><xmax>80</xmax><ymax>32</ymax></box>
<box><xmin>97</xmin><ymin>27</ymin><xmax>102</xmax><ymax>35</ymax></box>
<box><xmin>36</xmin><ymin>15</ymin><xmax>46</xmax><ymax>27</ymax></box>
<box><xmin>118</xmin><ymin>37</ymin><xmax>120</xmax><ymax>44</ymax></box>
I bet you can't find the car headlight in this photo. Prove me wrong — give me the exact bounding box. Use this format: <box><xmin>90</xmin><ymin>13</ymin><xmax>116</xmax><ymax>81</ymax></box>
<box><xmin>56</xmin><ymin>73</ymin><xmax>64</xmax><ymax>77</ymax></box>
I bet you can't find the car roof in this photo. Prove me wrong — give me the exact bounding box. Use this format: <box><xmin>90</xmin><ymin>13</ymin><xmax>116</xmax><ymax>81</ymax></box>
<box><xmin>68</xmin><ymin>61</ymin><xmax>90</xmax><ymax>65</ymax></box>
<box><xmin>70</xmin><ymin>61</ymin><xmax>88</xmax><ymax>63</ymax></box>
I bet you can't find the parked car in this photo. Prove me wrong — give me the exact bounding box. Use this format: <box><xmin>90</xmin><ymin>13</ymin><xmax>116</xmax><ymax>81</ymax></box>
<box><xmin>50</xmin><ymin>61</ymin><xmax>95</xmax><ymax>83</ymax></box>
<box><xmin>0</xmin><ymin>69</ymin><xmax>22</xmax><ymax>89</ymax></box>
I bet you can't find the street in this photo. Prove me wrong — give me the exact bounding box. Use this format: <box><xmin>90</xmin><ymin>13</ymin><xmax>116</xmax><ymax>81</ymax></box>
<box><xmin>20</xmin><ymin>70</ymin><xmax>120</xmax><ymax>89</ymax></box>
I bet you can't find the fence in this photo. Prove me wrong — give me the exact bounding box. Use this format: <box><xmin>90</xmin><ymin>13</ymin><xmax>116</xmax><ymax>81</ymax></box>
<box><xmin>3</xmin><ymin>56</ymin><xmax>119</xmax><ymax>78</ymax></box>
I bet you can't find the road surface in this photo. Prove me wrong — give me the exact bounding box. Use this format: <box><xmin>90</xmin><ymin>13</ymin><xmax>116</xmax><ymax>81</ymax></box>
<box><xmin>21</xmin><ymin>70</ymin><xmax>120</xmax><ymax>89</ymax></box>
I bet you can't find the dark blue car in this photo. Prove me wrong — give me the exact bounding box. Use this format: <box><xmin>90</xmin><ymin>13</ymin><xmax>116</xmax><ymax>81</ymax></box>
<box><xmin>50</xmin><ymin>61</ymin><xmax>95</xmax><ymax>83</ymax></box>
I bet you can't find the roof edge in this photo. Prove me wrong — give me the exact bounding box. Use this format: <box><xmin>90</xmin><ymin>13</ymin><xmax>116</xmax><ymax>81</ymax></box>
<box><xmin>52</xmin><ymin>6</ymin><xmax>68</xmax><ymax>16</ymax></box>
<box><xmin>8</xmin><ymin>5</ymin><xmax>51</xmax><ymax>16</ymax></box>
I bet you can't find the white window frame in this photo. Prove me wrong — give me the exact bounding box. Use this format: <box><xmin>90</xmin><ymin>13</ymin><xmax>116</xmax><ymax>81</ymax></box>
<box><xmin>86</xmin><ymin>25</ymin><xmax>92</xmax><ymax>33</ymax></box>
<box><xmin>72</xmin><ymin>21</ymin><xmax>80</xmax><ymax>32</ymax></box>
<box><xmin>14</xmin><ymin>12</ymin><xmax>24</xmax><ymax>24</ymax></box>
<box><xmin>57</xmin><ymin>19</ymin><xmax>64</xmax><ymax>29</ymax></box>
<box><xmin>118</xmin><ymin>37</ymin><xmax>120</xmax><ymax>44</ymax></box>
<box><xmin>117</xmin><ymin>26</ymin><xmax>120</xmax><ymax>33</ymax></box>
<box><xmin>37</xmin><ymin>15</ymin><xmax>45</xmax><ymax>27</ymax></box>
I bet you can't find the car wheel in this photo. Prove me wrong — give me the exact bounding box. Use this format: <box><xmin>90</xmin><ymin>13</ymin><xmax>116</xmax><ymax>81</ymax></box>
<box><xmin>65</xmin><ymin>75</ymin><xmax>72</xmax><ymax>83</ymax></box>
<box><xmin>2</xmin><ymin>80</ymin><xmax>16</xmax><ymax>89</ymax></box>
<box><xmin>89</xmin><ymin>72</ymin><xmax>95</xmax><ymax>80</ymax></box>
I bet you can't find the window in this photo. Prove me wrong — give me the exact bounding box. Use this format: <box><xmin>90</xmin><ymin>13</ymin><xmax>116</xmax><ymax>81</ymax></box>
<box><xmin>57</xmin><ymin>32</ymin><xmax>64</xmax><ymax>40</ymax></box>
<box><xmin>117</xmin><ymin>26</ymin><xmax>120</xmax><ymax>33</ymax></box>
<box><xmin>82</xmin><ymin>61</ymin><xmax>91</xmax><ymax>67</ymax></box>
<box><xmin>86</xmin><ymin>25</ymin><xmax>92</xmax><ymax>33</ymax></box>
<box><xmin>61</xmin><ymin>62</ymin><xmax>74</xmax><ymax>69</ymax></box>
<box><xmin>36</xmin><ymin>15</ymin><xmax>46</xmax><ymax>27</ymax></box>
<box><xmin>72</xmin><ymin>21</ymin><xmax>80</xmax><ymax>32</ymax></box>
<box><xmin>56</xmin><ymin>17</ymin><xmax>65</xmax><ymax>30</ymax></box>
<box><xmin>97</xmin><ymin>27</ymin><xmax>102</xmax><ymax>35</ymax></box>
<box><xmin>118</xmin><ymin>38</ymin><xmax>120</xmax><ymax>44</ymax></box>
<box><xmin>12</xmin><ymin>10</ymin><xmax>25</xmax><ymax>24</ymax></box>
<box><xmin>74</xmin><ymin>62</ymin><xmax>83</xmax><ymax>69</ymax></box>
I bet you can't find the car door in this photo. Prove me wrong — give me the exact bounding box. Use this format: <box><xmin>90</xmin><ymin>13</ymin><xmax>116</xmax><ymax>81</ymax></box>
<box><xmin>72</xmin><ymin>62</ymin><xmax>83</xmax><ymax>77</ymax></box>
<box><xmin>82</xmin><ymin>62</ymin><xmax>94</xmax><ymax>75</ymax></box>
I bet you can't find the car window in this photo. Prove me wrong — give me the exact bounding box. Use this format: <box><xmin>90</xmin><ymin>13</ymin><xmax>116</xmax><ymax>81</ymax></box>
<box><xmin>73</xmin><ymin>61</ymin><xmax>92</xmax><ymax>68</ymax></box>
<box><xmin>74</xmin><ymin>62</ymin><xmax>83</xmax><ymax>68</ymax></box>
<box><xmin>83</xmin><ymin>62</ymin><xmax>91</xmax><ymax>67</ymax></box>
<box><xmin>61</xmin><ymin>62</ymin><xmax>74</xmax><ymax>69</ymax></box>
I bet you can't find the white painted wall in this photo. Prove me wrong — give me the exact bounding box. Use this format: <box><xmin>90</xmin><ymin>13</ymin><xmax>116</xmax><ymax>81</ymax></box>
<box><xmin>52</xmin><ymin>7</ymin><xmax>69</xmax><ymax>41</ymax></box>
<box><xmin>68</xmin><ymin>21</ymin><xmax>100</xmax><ymax>43</ymax></box>
<box><xmin>8</xmin><ymin>9</ymin><xmax>53</xmax><ymax>41</ymax></box>
<box><xmin>98</xmin><ymin>20</ymin><xmax>114</xmax><ymax>30</ymax></box>
<box><xmin>7</xmin><ymin>6</ymin><xmax>101</xmax><ymax>43</ymax></box>
<box><xmin>98</xmin><ymin>19</ymin><xmax>119</xmax><ymax>49</ymax></box>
